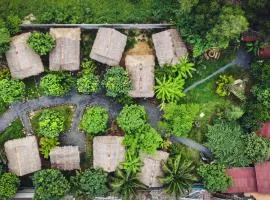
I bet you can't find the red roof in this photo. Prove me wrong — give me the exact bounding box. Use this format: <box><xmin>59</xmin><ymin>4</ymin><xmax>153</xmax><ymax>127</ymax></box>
<box><xmin>259</xmin><ymin>122</ymin><xmax>270</xmax><ymax>138</ymax></box>
<box><xmin>255</xmin><ymin>161</ymin><xmax>270</xmax><ymax>193</ymax></box>
<box><xmin>226</xmin><ymin>167</ymin><xmax>257</xmax><ymax>193</ymax></box>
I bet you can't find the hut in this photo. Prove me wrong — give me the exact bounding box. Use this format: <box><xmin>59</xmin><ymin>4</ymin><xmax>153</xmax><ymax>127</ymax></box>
<box><xmin>4</xmin><ymin>136</ymin><xmax>41</xmax><ymax>176</ymax></box>
<box><xmin>125</xmin><ymin>55</ymin><xmax>155</xmax><ymax>98</ymax></box>
<box><xmin>259</xmin><ymin>122</ymin><xmax>270</xmax><ymax>138</ymax></box>
<box><xmin>6</xmin><ymin>32</ymin><xmax>44</xmax><ymax>79</ymax></box>
<box><xmin>50</xmin><ymin>146</ymin><xmax>80</xmax><ymax>171</ymax></box>
<box><xmin>139</xmin><ymin>151</ymin><xmax>169</xmax><ymax>187</ymax></box>
<box><xmin>49</xmin><ymin>28</ymin><xmax>81</xmax><ymax>71</ymax></box>
<box><xmin>93</xmin><ymin>136</ymin><xmax>125</xmax><ymax>172</ymax></box>
<box><xmin>90</xmin><ymin>28</ymin><xmax>127</xmax><ymax>66</ymax></box>
<box><xmin>152</xmin><ymin>29</ymin><xmax>188</xmax><ymax>66</ymax></box>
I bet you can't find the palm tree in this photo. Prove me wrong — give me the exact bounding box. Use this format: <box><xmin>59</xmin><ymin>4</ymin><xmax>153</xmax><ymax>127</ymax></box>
<box><xmin>172</xmin><ymin>56</ymin><xmax>196</xmax><ymax>78</ymax></box>
<box><xmin>159</xmin><ymin>154</ymin><xmax>197</xmax><ymax>197</ymax></box>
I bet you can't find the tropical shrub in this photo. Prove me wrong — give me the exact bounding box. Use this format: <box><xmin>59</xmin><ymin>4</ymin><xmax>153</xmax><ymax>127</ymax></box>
<box><xmin>251</xmin><ymin>60</ymin><xmax>270</xmax><ymax>86</ymax></box>
<box><xmin>32</xmin><ymin>169</ymin><xmax>70</xmax><ymax>200</ymax></box>
<box><xmin>76</xmin><ymin>73</ymin><xmax>100</xmax><ymax>94</ymax></box>
<box><xmin>0</xmin><ymin>173</ymin><xmax>20</xmax><ymax>200</ymax></box>
<box><xmin>6</xmin><ymin>15</ymin><xmax>21</xmax><ymax>35</ymax></box>
<box><xmin>0</xmin><ymin>67</ymin><xmax>11</xmax><ymax>80</ymax></box>
<box><xmin>246</xmin><ymin>41</ymin><xmax>261</xmax><ymax>56</ymax></box>
<box><xmin>171</xmin><ymin>56</ymin><xmax>196</xmax><ymax>78</ymax></box>
<box><xmin>198</xmin><ymin>164</ymin><xmax>232</xmax><ymax>192</ymax></box>
<box><xmin>36</xmin><ymin>109</ymin><xmax>65</xmax><ymax>138</ymax></box>
<box><xmin>71</xmin><ymin>168</ymin><xmax>108</xmax><ymax>199</ymax></box>
<box><xmin>224</xmin><ymin>105</ymin><xmax>244</xmax><ymax>121</ymax></box>
<box><xmin>80</xmin><ymin>106</ymin><xmax>108</xmax><ymax>136</ymax></box>
<box><xmin>216</xmin><ymin>75</ymin><xmax>235</xmax><ymax>97</ymax></box>
<box><xmin>39</xmin><ymin>137</ymin><xmax>60</xmax><ymax>159</ymax></box>
<box><xmin>251</xmin><ymin>85</ymin><xmax>270</xmax><ymax>108</ymax></box>
<box><xmin>102</xmin><ymin>66</ymin><xmax>132</xmax><ymax>99</ymax></box>
<box><xmin>40</xmin><ymin>73</ymin><xmax>74</xmax><ymax>96</ymax></box>
<box><xmin>110</xmin><ymin>168</ymin><xmax>146</xmax><ymax>200</ymax></box>
<box><xmin>116</xmin><ymin>104</ymin><xmax>147</xmax><ymax>134</ymax></box>
<box><xmin>27</xmin><ymin>31</ymin><xmax>56</xmax><ymax>55</ymax></box>
<box><xmin>80</xmin><ymin>59</ymin><xmax>96</xmax><ymax>75</ymax></box>
<box><xmin>0</xmin><ymin>19</ymin><xmax>10</xmax><ymax>57</ymax></box>
<box><xmin>121</xmin><ymin>151</ymin><xmax>141</xmax><ymax>174</ymax></box>
<box><xmin>0</xmin><ymin>78</ymin><xmax>25</xmax><ymax>104</ymax></box>
<box><xmin>159</xmin><ymin>155</ymin><xmax>197</xmax><ymax>197</ymax></box>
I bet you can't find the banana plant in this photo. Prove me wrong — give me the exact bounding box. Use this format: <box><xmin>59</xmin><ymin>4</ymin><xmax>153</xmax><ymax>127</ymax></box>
<box><xmin>172</xmin><ymin>56</ymin><xmax>196</xmax><ymax>79</ymax></box>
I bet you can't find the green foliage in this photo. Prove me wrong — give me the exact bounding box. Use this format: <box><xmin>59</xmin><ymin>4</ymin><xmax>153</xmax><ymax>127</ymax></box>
<box><xmin>71</xmin><ymin>168</ymin><xmax>108</xmax><ymax>199</ymax></box>
<box><xmin>5</xmin><ymin>15</ymin><xmax>21</xmax><ymax>35</ymax></box>
<box><xmin>224</xmin><ymin>105</ymin><xmax>244</xmax><ymax>121</ymax></box>
<box><xmin>246</xmin><ymin>133</ymin><xmax>270</xmax><ymax>164</ymax></box>
<box><xmin>80</xmin><ymin>106</ymin><xmax>108</xmax><ymax>137</ymax></box>
<box><xmin>39</xmin><ymin>137</ymin><xmax>59</xmax><ymax>159</ymax></box>
<box><xmin>0</xmin><ymin>19</ymin><xmax>10</xmax><ymax>57</ymax></box>
<box><xmin>27</xmin><ymin>31</ymin><xmax>55</xmax><ymax>55</ymax></box>
<box><xmin>116</xmin><ymin>104</ymin><xmax>147</xmax><ymax>134</ymax></box>
<box><xmin>246</xmin><ymin>41</ymin><xmax>261</xmax><ymax>56</ymax></box>
<box><xmin>154</xmin><ymin>76</ymin><xmax>185</xmax><ymax>104</ymax></box>
<box><xmin>0</xmin><ymin>173</ymin><xmax>20</xmax><ymax>200</ymax></box>
<box><xmin>36</xmin><ymin>109</ymin><xmax>65</xmax><ymax>138</ymax></box>
<box><xmin>198</xmin><ymin>164</ymin><xmax>232</xmax><ymax>192</ymax></box>
<box><xmin>172</xmin><ymin>56</ymin><xmax>196</xmax><ymax>79</ymax></box>
<box><xmin>102</xmin><ymin>66</ymin><xmax>132</xmax><ymax>99</ymax></box>
<box><xmin>80</xmin><ymin>59</ymin><xmax>96</xmax><ymax>75</ymax></box>
<box><xmin>206</xmin><ymin>122</ymin><xmax>251</xmax><ymax>167</ymax></box>
<box><xmin>76</xmin><ymin>73</ymin><xmax>100</xmax><ymax>94</ymax></box>
<box><xmin>121</xmin><ymin>151</ymin><xmax>141</xmax><ymax>174</ymax></box>
<box><xmin>110</xmin><ymin>168</ymin><xmax>146</xmax><ymax>200</ymax></box>
<box><xmin>251</xmin><ymin>85</ymin><xmax>270</xmax><ymax>108</ymax></box>
<box><xmin>251</xmin><ymin>60</ymin><xmax>270</xmax><ymax>86</ymax></box>
<box><xmin>0</xmin><ymin>97</ymin><xmax>7</xmax><ymax>115</ymax></box>
<box><xmin>0</xmin><ymin>78</ymin><xmax>25</xmax><ymax>104</ymax></box>
<box><xmin>0</xmin><ymin>67</ymin><xmax>11</xmax><ymax>80</ymax></box>
<box><xmin>32</xmin><ymin>169</ymin><xmax>70</xmax><ymax>200</ymax></box>
<box><xmin>159</xmin><ymin>155</ymin><xmax>197</xmax><ymax>197</ymax></box>
<box><xmin>216</xmin><ymin>75</ymin><xmax>235</xmax><ymax>97</ymax></box>
<box><xmin>40</xmin><ymin>73</ymin><xmax>74</xmax><ymax>96</ymax></box>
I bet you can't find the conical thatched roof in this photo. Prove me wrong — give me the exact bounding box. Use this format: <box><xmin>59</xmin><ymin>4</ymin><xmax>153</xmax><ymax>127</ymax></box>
<box><xmin>50</xmin><ymin>146</ymin><xmax>80</xmax><ymax>171</ymax></box>
<box><xmin>49</xmin><ymin>28</ymin><xmax>81</xmax><ymax>71</ymax></box>
<box><xmin>90</xmin><ymin>28</ymin><xmax>127</xmax><ymax>66</ymax></box>
<box><xmin>4</xmin><ymin>136</ymin><xmax>41</xmax><ymax>176</ymax></box>
<box><xmin>93</xmin><ymin>136</ymin><xmax>125</xmax><ymax>172</ymax></box>
<box><xmin>152</xmin><ymin>29</ymin><xmax>188</xmax><ymax>66</ymax></box>
<box><xmin>125</xmin><ymin>55</ymin><xmax>155</xmax><ymax>98</ymax></box>
<box><xmin>139</xmin><ymin>151</ymin><xmax>169</xmax><ymax>187</ymax></box>
<box><xmin>6</xmin><ymin>32</ymin><xmax>44</xmax><ymax>79</ymax></box>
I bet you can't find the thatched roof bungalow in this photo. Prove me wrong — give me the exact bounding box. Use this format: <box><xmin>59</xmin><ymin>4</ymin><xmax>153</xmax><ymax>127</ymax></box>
<box><xmin>4</xmin><ymin>136</ymin><xmax>41</xmax><ymax>176</ymax></box>
<box><xmin>6</xmin><ymin>32</ymin><xmax>44</xmax><ymax>79</ymax></box>
<box><xmin>152</xmin><ymin>29</ymin><xmax>188</xmax><ymax>66</ymax></box>
<box><xmin>90</xmin><ymin>28</ymin><xmax>127</xmax><ymax>66</ymax></box>
<box><xmin>125</xmin><ymin>55</ymin><xmax>155</xmax><ymax>98</ymax></box>
<box><xmin>50</xmin><ymin>146</ymin><xmax>80</xmax><ymax>171</ymax></box>
<box><xmin>49</xmin><ymin>28</ymin><xmax>81</xmax><ymax>71</ymax></box>
<box><xmin>93</xmin><ymin>136</ymin><xmax>125</xmax><ymax>172</ymax></box>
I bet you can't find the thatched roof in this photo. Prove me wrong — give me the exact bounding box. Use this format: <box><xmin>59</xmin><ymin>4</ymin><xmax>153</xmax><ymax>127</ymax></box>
<box><xmin>125</xmin><ymin>55</ymin><xmax>155</xmax><ymax>98</ymax></box>
<box><xmin>90</xmin><ymin>28</ymin><xmax>127</xmax><ymax>66</ymax></box>
<box><xmin>50</xmin><ymin>146</ymin><xmax>80</xmax><ymax>171</ymax></box>
<box><xmin>93</xmin><ymin>136</ymin><xmax>125</xmax><ymax>172</ymax></box>
<box><xmin>6</xmin><ymin>32</ymin><xmax>44</xmax><ymax>79</ymax></box>
<box><xmin>4</xmin><ymin>136</ymin><xmax>41</xmax><ymax>176</ymax></box>
<box><xmin>139</xmin><ymin>151</ymin><xmax>169</xmax><ymax>187</ymax></box>
<box><xmin>152</xmin><ymin>29</ymin><xmax>188</xmax><ymax>66</ymax></box>
<box><xmin>49</xmin><ymin>28</ymin><xmax>81</xmax><ymax>71</ymax></box>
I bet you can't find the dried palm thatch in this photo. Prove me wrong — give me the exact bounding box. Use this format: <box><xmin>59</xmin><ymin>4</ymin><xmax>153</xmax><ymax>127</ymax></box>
<box><xmin>49</xmin><ymin>28</ymin><xmax>81</xmax><ymax>71</ymax></box>
<box><xmin>6</xmin><ymin>32</ymin><xmax>44</xmax><ymax>79</ymax></box>
<box><xmin>139</xmin><ymin>151</ymin><xmax>169</xmax><ymax>187</ymax></box>
<box><xmin>90</xmin><ymin>28</ymin><xmax>127</xmax><ymax>66</ymax></box>
<box><xmin>152</xmin><ymin>29</ymin><xmax>188</xmax><ymax>66</ymax></box>
<box><xmin>125</xmin><ymin>55</ymin><xmax>155</xmax><ymax>98</ymax></box>
<box><xmin>4</xmin><ymin>136</ymin><xmax>41</xmax><ymax>176</ymax></box>
<box><xmin>93</xmin><ymin>136</ymin><xmax>125</xmax><ymax>172</ymax></box>
<box><xmin>50</xmin><ymin>146</ymin><xmax>80</xmax><ymax>170</ymax></box>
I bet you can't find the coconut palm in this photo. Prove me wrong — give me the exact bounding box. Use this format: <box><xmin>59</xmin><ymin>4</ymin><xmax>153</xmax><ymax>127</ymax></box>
<box><xmin>159</xmin><ymin>154</ymin><xmax>197</xmax><ymax>197</ymax></box>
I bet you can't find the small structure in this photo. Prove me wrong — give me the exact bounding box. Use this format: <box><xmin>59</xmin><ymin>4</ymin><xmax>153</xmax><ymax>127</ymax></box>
<box><xmin>139</xmin><ymin>151</ymin><xmax>169</xmax><ymax>187</ymax></box>
<box><xmin>4</xmin><ymin>136</ymin><xmax>41</xmax><ymax>176</ymax></box>
<box><xmin>93</xmin><ymin>136</ymin><xmax>125</xmax><ymax>172</ymax></box>
<box><xmin>6</xmin><ymin>32</ymin><xmax>44</xmax><ymax>79</ymax></box>
<box><xmin>90</xmin><ymin>28</ymin><xmax>127</xmax><ymax>66</ymax></box>
<box><xmin>125</xmin><ymin>55</ymin><xmax>155</xmax><ymax>98</ymax></box>
<box><xmin>255</xmin><ymin>161</ymin><xmax>270</xmax><ymax>193</ymax></box>
<box><xmin>49</xmin><ymin>28</ymin><xmax>81</xmax><ymax>71</ymax></box>
<box><xmin>50</xmin><ymin>146</ymin><xmax>80</xmax><ymax>171</ymax></box>
<box><xmin>152</xmin><ymin>29</ymin><xmax>188</xmax><ymax>66</ymax></box>
<box><xmin>259</xmin><ymin>122</ymin><xmax>270</xmax><ymax>138</ymax></box>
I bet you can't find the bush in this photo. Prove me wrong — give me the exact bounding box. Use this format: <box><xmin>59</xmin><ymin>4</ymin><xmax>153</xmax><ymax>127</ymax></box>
<box><xmin>102</xmin><ymin>66</ymin><xmax>132</xmax><ymax>99</ymax></box>
<box><xmin>27</xmin><ymin>31</ymin><xmax>55</xmax><ymax>55</ymax></box>
<box><xmin>251</xmin><ymin>60</ymin><xmax>270</xmax><ymax>86</ymax></box>
<box><xmin>0</xmin><ymin>67</ymin><xmax>11</xmax><ymax>80</ymax></box>
<box><xmin>40</xmin><ymin>73</ymin><xmax>74</xmax><ymax>96</ymax></box>
<box><xmin>0</xmin><ymin>19</ymin><xmax>10</xmax><ymax>57</ymax></box>
<box><xmin>32</xmin><ymin>169</ymin><xmax>70</xmax><ymax>200</ymax></box>
<box><xmin>76</xmin><ymin>73</ymin><xmax>100</xmax><ymax>94</ymax></box>
<box><xmin>116</xmin><ymin>104</ymin><xmax>147</xmax><ymax>134</ymax></box>
<box><xmin>171</xmin><ymin>56</ymin><xmax>196</xmax><ymax>79</ymax></box>
<box><xmin>216</xmin><ymin>75</ymin><xmax>235</xmax><ymax>97</ymax></box>
<box><xmin>224</xmin><ymin>105</ymin><xmax>244</xmax><ymax>121</ymax></box>
<box><xmin>80</xmin><ymin>59</ymin><xmax>96</xmax><ymax>75</ymax></box>
<box><xmin>80</xmin><ymin>106</ymin><xmax>108</xmax><ymax>137</ymax></box>
<box><xmin>71</xmin><ymin>168</ymin><xmax>108</xmax><ymax>199</ymax></box>
<box><xmin>0</xmin><ymin>78</ymin><xmax>25</xmax><ymax>104</ymax></box>
<box><xmin>39</xmin><ymin>137</ymin><xmax>59</xmax><ymax>159</ymax></box>
<box><xmin>5</xmin><ymin>15</ymin><xmax>21</xmax><ymax>35</ymax></box>
<box><xmin>198</xmin><ymin>164</ymin><xmax>232</xmax><ymax>193</ymax></box>
<box><xmin>0</xmin><ymin>173</ymin><xmax>20</xmax><ymax>200</ymax></box>
<box><xmin>251</xmin><ymin>85</ymin><xmax>270</xmax><ymax>108</ymax></box>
